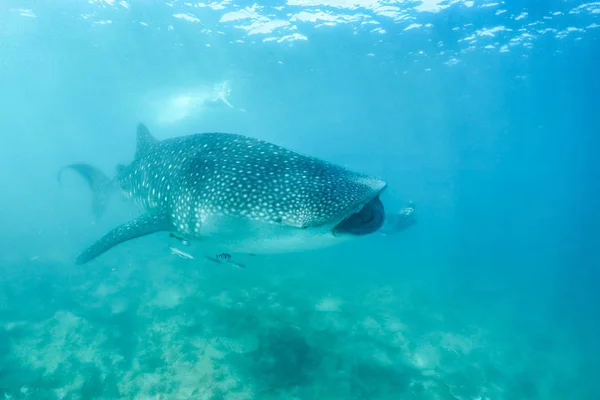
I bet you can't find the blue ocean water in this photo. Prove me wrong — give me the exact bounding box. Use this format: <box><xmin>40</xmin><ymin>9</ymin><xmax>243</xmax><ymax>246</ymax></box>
<box><xmin>0</xmin><ymin>0</ymin><xmax>599</xmax><ymax>398</ymax></box>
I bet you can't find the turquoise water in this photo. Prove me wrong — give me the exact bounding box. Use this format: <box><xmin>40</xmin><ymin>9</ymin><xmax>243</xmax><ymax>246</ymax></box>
<box><xmin>1</xmin><ymin>0</ymin><xmax>599</xmax><ymax>398</ymax></box>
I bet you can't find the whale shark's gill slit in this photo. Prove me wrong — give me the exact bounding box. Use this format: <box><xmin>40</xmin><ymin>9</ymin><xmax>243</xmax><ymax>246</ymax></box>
<box><xmin>74</xmin><ymin>211</ymin><xmax>171</xmax><ymax>265</ymax></box>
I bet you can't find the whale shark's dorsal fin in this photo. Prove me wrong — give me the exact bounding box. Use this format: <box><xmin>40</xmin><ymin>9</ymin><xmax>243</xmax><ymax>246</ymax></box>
<box><xmin>135</xmin><ymin>123</ymin><xmax>157</xmax><ymax>159</ymax></box>
<box><xmin>74</xmin><ymin>211</ymin><xmax>171</xmax><ymax>265</ymax></box>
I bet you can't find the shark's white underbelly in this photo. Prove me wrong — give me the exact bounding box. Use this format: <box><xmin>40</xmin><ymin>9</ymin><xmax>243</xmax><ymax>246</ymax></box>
<box><xmin>179</xmin><ymin>214</ymin><xmax>348</xmax><ymax>255</ymax></box>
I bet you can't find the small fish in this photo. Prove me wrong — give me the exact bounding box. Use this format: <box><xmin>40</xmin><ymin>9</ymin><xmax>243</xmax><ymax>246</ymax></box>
<box><xmin>205</xmin><ymin>255</ymin><xmax>246</xmax><ymax>269</ymax></box>
<box><xmin>169</xmin><ymin>233</ymin><xmax>189</xmax><ymax>246</ymax></box>
<box><xmin>169</xmin><ymin>246</ymin><xmax>194</xmax><ymax>260</ymax></box>
<box><xmin>215</xmin><ymin>252</ymin><xmax>231</xmax><ymax>260</ymax></box>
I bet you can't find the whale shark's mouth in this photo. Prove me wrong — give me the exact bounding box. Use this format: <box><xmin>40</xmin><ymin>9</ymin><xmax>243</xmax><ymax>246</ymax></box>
<box><xmin>332</xmin><ymin>195</ymin><xmax>385</xmax><ymax>237</ymax></box>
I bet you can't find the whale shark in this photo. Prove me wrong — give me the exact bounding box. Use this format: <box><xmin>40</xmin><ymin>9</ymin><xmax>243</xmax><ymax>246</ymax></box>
<box><xmin>60</xmin><ymin>124</ymin><xmax>387</xmax><ymax>265</ymax></box>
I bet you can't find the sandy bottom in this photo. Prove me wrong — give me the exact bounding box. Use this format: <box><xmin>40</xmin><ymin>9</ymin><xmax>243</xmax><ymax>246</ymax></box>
<box><xmin>0</xmin><ymin>251</ymin><xmax>595</xmax><ymax>399</ymax></box>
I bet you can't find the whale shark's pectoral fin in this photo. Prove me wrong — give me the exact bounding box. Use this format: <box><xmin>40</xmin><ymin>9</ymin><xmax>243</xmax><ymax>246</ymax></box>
<box><xmin>74</xmin><ymin>212</ymin><xmax>171</xmax><ymax>265</ymax></box>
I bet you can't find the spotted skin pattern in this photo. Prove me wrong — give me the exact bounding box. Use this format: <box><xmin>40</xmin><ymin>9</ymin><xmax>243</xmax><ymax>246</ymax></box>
<box><xmin>121</xmin><ymin>132</ymin><xmax>384</xmax><ymax>232</ymax></box>
<box><xmin>63</xmin><ymin>124</ymin><xmax>387</xmax><ymax>264</ymax></box>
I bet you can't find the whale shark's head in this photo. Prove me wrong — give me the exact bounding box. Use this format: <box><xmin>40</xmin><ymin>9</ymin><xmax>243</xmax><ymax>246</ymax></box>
<box><xmin>286</xmin><ymin>173</ymin><xmax>388</xmax><ymax>238</ymax></box>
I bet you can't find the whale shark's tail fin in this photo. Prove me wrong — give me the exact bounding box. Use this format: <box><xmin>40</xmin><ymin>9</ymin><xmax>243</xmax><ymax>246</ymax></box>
<box><xmin>58</xmin><ymin>163</ymin><xmax>113</xmax><ymax>222</ymax></box>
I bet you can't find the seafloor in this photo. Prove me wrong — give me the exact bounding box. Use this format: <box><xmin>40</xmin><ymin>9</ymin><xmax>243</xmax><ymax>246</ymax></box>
<box><xmin>0</xmin><ymin>240</ymin><xmax>594</xmax><ymax>400</ymax></box>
